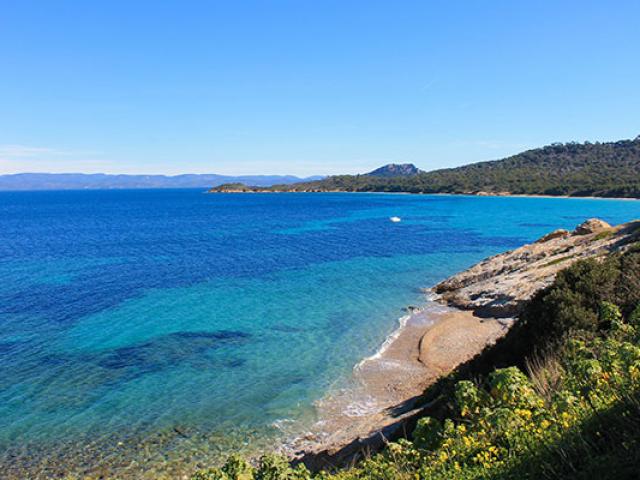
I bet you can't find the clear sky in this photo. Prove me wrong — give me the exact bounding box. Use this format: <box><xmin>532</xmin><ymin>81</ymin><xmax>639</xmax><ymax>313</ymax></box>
<box><xmin>1</xmin><ymin>1</ymin><xmax>639</xmax><ymax>176</ymax></box>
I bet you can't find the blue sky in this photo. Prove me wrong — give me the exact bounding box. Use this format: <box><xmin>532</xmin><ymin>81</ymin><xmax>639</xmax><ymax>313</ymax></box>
<box><xmin>1</xmin><ymin>1</ymin><xmax>639</xmax><ymax>176</ymax></box>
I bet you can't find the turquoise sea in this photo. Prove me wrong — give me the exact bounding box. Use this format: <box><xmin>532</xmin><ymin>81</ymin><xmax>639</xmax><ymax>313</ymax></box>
<box><xmin>0</xmin><ymin>190</ymin><xmax>637</xmax><ymax>478</ymax></box>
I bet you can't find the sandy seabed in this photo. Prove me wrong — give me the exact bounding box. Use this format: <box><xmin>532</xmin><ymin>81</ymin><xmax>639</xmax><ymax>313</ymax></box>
<box><xmin>289</xmin><ymin>302</ymin><xmax>510</xmax><ymax>459</ymax></box>
<box><xmin>5</xmin><ymin>304</ymin><xmax>509</xmax><ymax>479</ymax></box>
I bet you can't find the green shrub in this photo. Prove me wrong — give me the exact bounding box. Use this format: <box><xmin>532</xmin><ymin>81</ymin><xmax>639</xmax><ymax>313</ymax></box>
<box><xmin>628</xmin><ymin>304</ymin><xmax>640</xmax><ymax>328</ymax></box>
<box><xmin>255</xmin><ymin>455</ymin><xmax>310</xmax><ymax>480</ymax></box>
<box><xmin>599</xmin><ymin>301</ymin><xmax>623</xmax><ymax>331</ymax></box>
<box><xmin>413</xmin><ymin>417</ymin><xmax>443</xmax><ymax>450</ymax></box>
<box><xmin>223</xmin><ymin>454</ymin><xmax>254</xmax><ymax>479</ymax></box>
<box><xmin>192</xmin><ymin>468</ymin><xmax>229</xmax><ymax>480</ymax></box>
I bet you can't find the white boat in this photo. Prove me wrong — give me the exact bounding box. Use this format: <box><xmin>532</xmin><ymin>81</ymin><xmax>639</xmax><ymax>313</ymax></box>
<box><xmin>389</xmin><ymin>216</ymin><xmax>401</xmax><ymax>223</ymax></box>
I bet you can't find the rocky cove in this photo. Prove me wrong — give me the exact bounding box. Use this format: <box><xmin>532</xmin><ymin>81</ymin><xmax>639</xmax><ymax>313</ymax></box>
<box><xmin>296</xmin><ymin>218</ymin><xmax>640</xmax><ymax>469</ymax></box>
<box><xmin>5</xmin><ymin>208</ymin><xmax>640</xmax><ymax>480</ymax></box>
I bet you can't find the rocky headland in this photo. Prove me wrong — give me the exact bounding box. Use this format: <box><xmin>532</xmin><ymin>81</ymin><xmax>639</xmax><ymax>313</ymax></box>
<box><xmin>434</xmin><ymin>218</ymin><xmax>640</xmax><ymax>317</ymax></box>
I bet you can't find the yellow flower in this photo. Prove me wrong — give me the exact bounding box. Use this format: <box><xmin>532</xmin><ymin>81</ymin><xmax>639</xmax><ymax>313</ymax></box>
<box><xmin>516</xmin><ymin>408</ymin><xmax>532</xmax><ymax>420</ymax></box>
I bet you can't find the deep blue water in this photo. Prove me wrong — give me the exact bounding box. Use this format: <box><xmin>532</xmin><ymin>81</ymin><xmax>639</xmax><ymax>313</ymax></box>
<box><xmin>0</xmin><ymin>190</ymin><xmax>637</xmax><ymax>476</ymax></box>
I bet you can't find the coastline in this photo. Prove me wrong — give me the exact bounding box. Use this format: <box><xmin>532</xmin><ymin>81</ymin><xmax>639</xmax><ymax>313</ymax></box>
<box><xmin>289</xmin><ymin>300</ymin><xmax>510</xmax><ymax>466</ymax></box>
<box><xmin>293</xmin><ymin>218</ymin><xmax>640</xmax><ymax>467</ymax></box>
<box><xmin>209</xmin><ymin>189</ymin><xmax>640</xmax><ymax>201</ymax></box>
<box><xmin>430</xmin><ymin>192</ymin><xmax>640</xmax><ymax>201</ymax></box>
<box><xmin>6</xmin><ymin>216</ymin><xmax>637</xmax><ymax>478</ymax></box>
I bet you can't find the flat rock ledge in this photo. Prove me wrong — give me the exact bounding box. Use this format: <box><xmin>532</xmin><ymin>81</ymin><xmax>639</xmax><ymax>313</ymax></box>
<box><xmin>434</xmin><ymin>219</ymin><xmax>640</xmax><ymax>317</ymax></box>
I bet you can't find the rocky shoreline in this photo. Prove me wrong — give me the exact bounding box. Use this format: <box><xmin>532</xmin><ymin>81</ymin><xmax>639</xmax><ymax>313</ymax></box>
<box><xmin>435</xmin><ymin>218</ymin><xmax>640</xmax><ymax>317</ymax></box>
<box><xmin>296</xmin><ymin>218</ymin><xmax>640</xmax><ymax>469</ymax></box>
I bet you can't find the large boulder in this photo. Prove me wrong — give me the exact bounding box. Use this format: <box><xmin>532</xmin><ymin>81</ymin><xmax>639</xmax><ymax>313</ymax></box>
<box><xmin>573</xmin><ymin>218</ymin><xmax>612</xmax><ymax>235</ymax></box>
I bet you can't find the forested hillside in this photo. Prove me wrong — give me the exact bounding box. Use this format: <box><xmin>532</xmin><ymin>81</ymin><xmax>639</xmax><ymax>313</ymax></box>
<box><xmin>212</xmin><ymin>137</ymin><xmax>640</xmax><ymax>198</ymax></box>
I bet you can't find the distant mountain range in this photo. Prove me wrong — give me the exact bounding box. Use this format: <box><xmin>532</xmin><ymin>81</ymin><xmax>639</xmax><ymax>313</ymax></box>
<box><xmin>211</xmin><ymin>135</ymin><xmax>640</xmax><ymax>198</ymax></box>
<box><xmin>0</xmin><ymin>173</ymin><xmax>325</xmax><ymax>191</ymax></box>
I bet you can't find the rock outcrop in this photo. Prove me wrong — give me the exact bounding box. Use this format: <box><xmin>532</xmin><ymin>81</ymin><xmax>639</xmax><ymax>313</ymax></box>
<box><xmin>573</xmin><ymin>218</ymin><xmax>612</xmax><ymax>235</ymax></box>
<box><xmin>535</xmin><ymin>229</ymin><xmax>570</xmax><ymax>243</ymax></box>
<box><xmin>434</xmin><ymin>219</ymin><xmax>640</xmax><ymax>317</ymax></box>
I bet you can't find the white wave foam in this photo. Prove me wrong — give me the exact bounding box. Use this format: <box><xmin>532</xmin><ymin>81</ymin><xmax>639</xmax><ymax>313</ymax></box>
<box><xmin>354</xmin><ymin>294</ymin><xmax>444</xmax><ymax>371</ymax></box>
<box><xmin>342</xmin><ymin>396</ymin><xmax>378</xmax><ymax>417</ymax></box>
<box><xmin>354</xmin><ymin>312</ymin><xmax>413</xmax><ymax>370</ymax></box>
<box><xmin>270</xmin><ymin>418</ymin><xmax>294</xmax><ymax>432</ymax></box>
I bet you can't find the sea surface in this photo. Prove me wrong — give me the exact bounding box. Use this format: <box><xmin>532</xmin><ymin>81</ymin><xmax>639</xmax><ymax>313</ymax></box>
<box><xmin>0</xmin><ymin>190</ymin><xmax>637</xmax><ymax>477</ymax></box>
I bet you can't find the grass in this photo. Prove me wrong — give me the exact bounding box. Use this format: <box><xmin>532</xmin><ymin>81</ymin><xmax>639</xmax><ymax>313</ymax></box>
<box><xmin>593</xmin><ymin>230</ymin><xmax>614</xmax><ymax>241</ymax></box>
<box><xmin>539</xmin><ymin>254</ymin><xmax>576</xmax><ymax>268</ymax></box>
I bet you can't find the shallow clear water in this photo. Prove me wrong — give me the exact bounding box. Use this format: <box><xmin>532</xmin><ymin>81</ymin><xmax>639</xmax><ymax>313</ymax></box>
<box><xmin>0</xmin><ymin>190</ymin><xmax>637</xmax><ymax>476</ymax></box>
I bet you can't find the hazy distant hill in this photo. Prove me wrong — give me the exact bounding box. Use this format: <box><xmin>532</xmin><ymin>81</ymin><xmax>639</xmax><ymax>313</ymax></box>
<box><xmin>0</xmin><ymin>173</ymin><xmax>324</xmax><ymax>191</ymax></box>
<box><xmin>366</xmin><ymin>163</ymin><xmax>422</xmax><ymax>177</ymax></box>
<box><xmin>212</xmin><ymin>136</ymin><xmax>640</xmax><ymax>198</ymax></box>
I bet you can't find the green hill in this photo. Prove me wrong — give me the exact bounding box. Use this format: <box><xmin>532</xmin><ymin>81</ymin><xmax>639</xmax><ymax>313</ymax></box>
<box><xmin>211</xmin><ymin>136</ymin><xmax>640</xmax><ymax>198</ymax></box>
<box><xmin>366</xmin><ymin>163</ymin><xmax>422</xmax><ymax>177</ymax></box>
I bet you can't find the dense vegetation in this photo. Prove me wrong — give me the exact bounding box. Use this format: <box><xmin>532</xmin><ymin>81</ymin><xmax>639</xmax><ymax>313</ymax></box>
<box><xmin>366</xmin><ymin>163</ymin><xmax>422</xmax><ymax>177</ymax></box>
<box><xmin>189</xmin><ymin>245</ymin><xmax>640</xmax><ymax>479</ymax></box>
<box><xmin>212</xmin><ymin>137</ymin><xmax>640</xmax><ymax>198</ymax></box>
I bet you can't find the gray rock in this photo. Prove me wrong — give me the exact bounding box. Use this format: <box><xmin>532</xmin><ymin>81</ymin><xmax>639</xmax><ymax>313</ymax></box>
<box><xmin>434</xmin><ymin>219</ymin><xmax>638</xmax><ymax>317</ymax></box>
<box><xmin>536</xmin><ymin>229</ymin><xmax>570</xmax><ymax>243</ymax></box>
